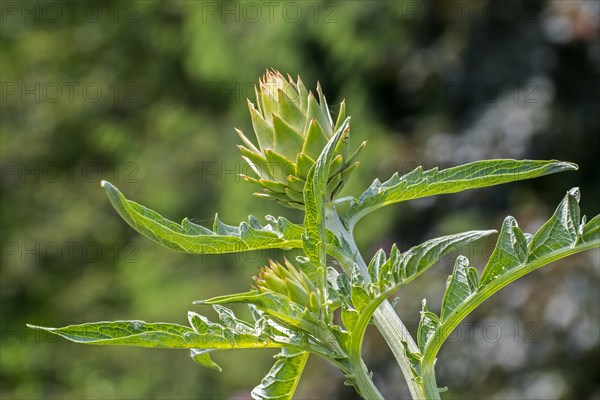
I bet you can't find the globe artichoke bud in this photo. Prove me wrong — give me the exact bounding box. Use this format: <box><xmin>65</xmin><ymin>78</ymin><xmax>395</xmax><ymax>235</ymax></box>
<box><xmin>236</xmin><ymin>70</ymin><xmax>365</xmax><ymax>209</ymax></box>
<box><xmin>254</xmin><ymin>259</ymin><xmax>323</xmax><ymax>315</ymax></box>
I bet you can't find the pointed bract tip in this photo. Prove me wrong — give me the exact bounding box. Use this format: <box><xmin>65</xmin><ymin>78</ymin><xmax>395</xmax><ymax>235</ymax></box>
<box><xmin>26</xmin><ymin>323</ymin><xmax>49</xmax><ymax>330</ymax></box>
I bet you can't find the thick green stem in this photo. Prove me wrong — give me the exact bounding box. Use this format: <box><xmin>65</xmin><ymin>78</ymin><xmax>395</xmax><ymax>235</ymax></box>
<box><xmin>325</xmin><ymin>207</ymin><xmax>431</xmax><ymax>399</ymax></box>
<box><xmin>330</xmin><ymin>356</ymin><xmax>383</xmax><ymax>399</ymax></box>
<box><xmin>373</xmin><ymin>302</ymin><xmax>437</xmax><ymax>399</ymax></box>
<box><xmin>352</xmin><ymin>358</ymin><xmax>385</xmax><ymax>400</ymax></box>
<box><xmin>420</xmin><ymin>363</ymin><xmax>441</xmax><ymax>399</ymax></box>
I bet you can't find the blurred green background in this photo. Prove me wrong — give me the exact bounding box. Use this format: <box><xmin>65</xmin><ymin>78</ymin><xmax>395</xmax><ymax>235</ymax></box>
<box><xmin>1</xmin><ymin>0</ymin><xmax>599</xmax><ymax>399</ymax></box>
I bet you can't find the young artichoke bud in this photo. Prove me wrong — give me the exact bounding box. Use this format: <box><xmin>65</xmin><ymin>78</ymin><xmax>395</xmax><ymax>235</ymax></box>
<box><xmin>236</xmin><ymin>70</ymin><xmax>365</xmax><ymax>209</ymax></box>
<box><xmin>254</xmin><ymin>259</ymin><xmax>323</xmax><ymax>315</ymax></box>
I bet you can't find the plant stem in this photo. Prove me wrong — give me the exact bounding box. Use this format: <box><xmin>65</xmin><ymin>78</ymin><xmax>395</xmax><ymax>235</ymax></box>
<box><xmin>373</xmin><ymin>302</ymin><xmax>435</xmax><ymax>399</ymax></box>
<box><xmin>325</xmin><ymin>207</ymin><xmax>430</xmax><ymax>399</ymax></box>
<box><xmin>352</xmin><ymin>358</ymin><xmax>385</xmax><ymax>400</ymax></box>
<box><xmin>420</xmin><ymin>363</ymin><xmax>441</xmax><ymax>399</ymax></box>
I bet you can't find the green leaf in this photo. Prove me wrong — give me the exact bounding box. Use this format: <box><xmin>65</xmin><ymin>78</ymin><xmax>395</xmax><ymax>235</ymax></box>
<box><xmin>190</xmin><ymin>349</ymin><xmax>222</xmax><ymax>372</ymax></box>
<box><xmin>251</xmin><ymin>349</ymin><xmax>309</xmax><ymax>400</ymax></box>
<box><xmin>336</xmin><ymin>229</ymin><xmax>494</xmax><ymax>369</ymax></box>
<box><xmin>419</xmin><ymin>188</ymin><xmax>600</xmax><ymax>365</ymax></box>
<box><xmin>341</xmin><ymin>307</ymin><xmax>359</xmax><ymax>332</ymax></box>
<box><xmin>350</xmin><ymin>285</ymin><xmax>371</xmax><ymax>314</ymax></box>
<box><xmin>303</xmin><ymin>122</ymin><xmax>347</xmax><ymax>267</ymax></box>
<box><xmin>336</xmin><ymin>230</ymin><xmax>494</xmax><ymax>334</ymax></box>
<box><xmin>478</xmin><ymin>217</ymin><xmax>528</xmax><ymax>286</ymax></box>
<box><xmin>28</xmin><ymin>315</ymin><xmax>281</xmax><ymax>351</ymax></box>
<box><xmin>440</xmin><ymin>256</ymin><xmax>477</xmax><ymax>321</ymax></box>
<box><xmin>374</xmin><ymin>229</ymin><xmax>496</xmax><ymax>292</ymax></box>
<box><xmin>27</xmin><ymin>304</ymin><xmax>309</xmax><ymax>376</ymax></box>
<box><xmin>198</xmin><ymin>291</ymin><xmax>346</xmax><ymax>360</ymax></box>
<box><xmin>27</xmin><ymin>321</ymin><xmax>194</xmax><ymax>348</ymax></box>
<box><xmin>417</xmin><ymin>300</ymin><xmax>440</xmax><ymax>353</ymax></box>
<box><xmin>526</xmin><ymin>187</ymin><xmax>581</xmax><ymax>261</ymax></box>
<box><xmin>347</xmin><ymin>159</ymin><xmax>578</xmax><ymax>226</ymax></box>
<box><xmin>101</xmin><ymin>181</ymin><xmax>303</xmax><ymax>254</ymax></box>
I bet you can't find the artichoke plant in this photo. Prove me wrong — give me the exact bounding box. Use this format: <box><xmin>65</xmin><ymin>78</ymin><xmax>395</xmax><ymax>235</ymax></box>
<box><xmin>254</xmin><ymin>259</ymin><xmax>323</xmax><ymax>316</ymax></box>
<box><xmin>236</xmin><ymin>70</ymin><xmax>365</xmax><ymax>209</ymax></box>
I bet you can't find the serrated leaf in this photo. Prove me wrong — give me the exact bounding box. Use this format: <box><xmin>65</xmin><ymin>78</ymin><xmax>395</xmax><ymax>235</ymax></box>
<box><xmin>347</xmin><ymin>160</ymin><xmax>578</xmax><ymax>226</ymax></box>
<box><xmin>526</xmin><ymin>187</ymin><xmax>581</xmax><ymax>261</ymax></box>
<box><xmin>336</xmin><ymin>273</ymin><xmax>352</xmax><ymax>299</ymax></box>
<box><xmin>338</xmin><ymin>229</ymin><xmax>495</xmax><ymax>370</ymax></box>
<box><xmin>190</xmin><ymin>348</ymin><xmax>222</xmax><ymax>372</ymax></box>
<box><xmin>401</xmin><ymin>340</ymin><xmax>422</xmax><ymax>379</ymax></box>
<box><xmin>335</xmin><ymin>230</ymin><xmax>492</xmax><ymax>341</ymax></box>
<box><xmin>419</xmin><ymin>188</ymin><xmax>600</xmax><ymax>366</ymax></box>
<box><xmin>581</xmin><ymin>215</ymin><xmax>600</xmax><ymax>243</ymax></box>
<box><xmin>303</xmin><ymin>124</ymin><xmax>346</xmax><ymax>267</ymax></box>
<box><xmin>368</xmin><ymin>249</ymin><xmax>386</xmax><ymax>283</ymax></box>
<box><xmin>188</xmin><ymin>311</ymin><xmax>210</xmax><ymax>334</ymax></box>
<box><xmin>251</xmin><ymin>349</ymin><xmax>309</xmax><ymax>400</ymax></box>
<box><xmin>440</xmin><ymin>256</ymin><xmax>476</xmax><ymax>321</ymax></box>
<box><xmin>350</xmin><ymin>285</ymin><xmax>371</xmax><ymax>314</ymax></box>
<box><xmin>417</xmin><ymin>300</ymin><xmax>440</xmax><ymax>353</ymax></box>
<box><xmin>27</xmin><ymin>317</ymin><xmax>283</xmax><ymax>352</ymax></box>
<box><xmin>199</xmin><ymin>291</ymin><xmax>346</xmax><ymax>359</ymax></box>
<box><xmin>479</xmin><ymin>217</ymin><xmax>527</xmax><ymax>286</ymax></box>
<box><xmin>341</xmin><ymin>307</ymin><xmax>360</xmax><ymax>332</ymax></box>
<box><xmin>213</xmin><ymin>305</ymin><xmax>254</xmax><ymax>334</ymax></box>
<box><xmin>380</xmin><ymin>230</ymin><xmax>495</xmax><ymax>290</ymax></box>
<box><xmin>101</xmin><ymin>181</ymin><xmax>303</xmax><ymax>254</ymax></box>
<box><xmin>27</xmin><ymin>321</ymin><xmax>194</xmax><ymax>348</ymax></box>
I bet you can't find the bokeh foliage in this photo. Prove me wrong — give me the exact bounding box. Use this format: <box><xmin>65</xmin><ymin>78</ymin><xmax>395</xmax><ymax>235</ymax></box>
<box><xmin>1</xmin><ymin>1</ymin><xmax>598</xmax><ymax>398</ymax></box>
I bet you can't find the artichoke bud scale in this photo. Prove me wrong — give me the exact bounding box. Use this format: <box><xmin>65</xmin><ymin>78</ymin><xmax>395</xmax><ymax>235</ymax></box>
<box><xmin>237</xmin><ymin>70</ymin><xmax>364</xmax><ymax>209</ymax></box>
